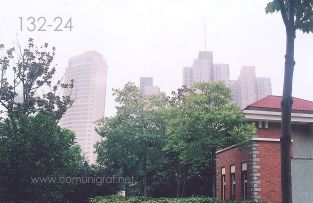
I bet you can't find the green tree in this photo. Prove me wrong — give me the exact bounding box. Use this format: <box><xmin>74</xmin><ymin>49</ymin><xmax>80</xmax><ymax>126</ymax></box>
<box><xmin>266</xmin><ymin>1</ymin><xmax>313</xmax><ymax>202</ymax></box>
<box><xmin>0</xmin><ymin>38</ymin><xmax>73</xmax><ymax>122</ymax></box>
<box><xmin>163</xmin><ymin>86</ymin><xmax>191</xmax><ymax>197</ymax></box>
<box><xmin>165</xmin><ymin>82</ymin><xmax>255</xmax><ymax>197</ymax></box>
<box><xmin>0</xmin><ymin>39</ymin><xmax>83</xmax><ymax>202</ymax></box>
<box><xmin>96</xmin><ymin>82</ymin><xmax>166</xmax><ymax>197</ymax></box>
<box><xmin>0</xmin><ymin>114</ymin><xmax>83</xmax><ymax>202</ymax></box>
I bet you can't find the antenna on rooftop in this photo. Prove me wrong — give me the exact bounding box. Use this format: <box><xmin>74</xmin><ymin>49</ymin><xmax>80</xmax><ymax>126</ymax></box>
<box><xmin>203</xmin><ymin>18</ymin><xmax>207</xmax><ymax>51</ymax></box>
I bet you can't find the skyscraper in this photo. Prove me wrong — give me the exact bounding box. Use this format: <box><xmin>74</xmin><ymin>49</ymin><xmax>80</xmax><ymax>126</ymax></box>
<box><xmin>192</xmin><ymin>51</ymin><xmax>213</xmax><ymax>83</ymax></box>
<box><xmin>140</xmin><ymin>76</ymin><xmax>162</xmax><ymax>96</ymax></box>
<box><xmin>140</xmin><ymin>77</ymin><xmax>153</xmax><ymax>92</ymax></box>
<box><xmin>236</xmin><ymin>66</ymin><xmax>272</xmax><ymax>108</ymax></box>
<box><xmin>182</xmin><ymin>51</ymin><xmax>272</xmax><ymax>109</ymax></box>
<box><xmin>144</xmin><ymin>86</ymin><xmax>161</xmax><ymax>96</ymax></box>
<box><xmin>213</xmin><ymin>64</ymin><xmax>230</xmax><ymax>82</ymax></box>
<box><xmin>256</xmin><ymin>77</ymin><xmax>272</xmax><ymax>99</ymax></box>
<box><xmin>183</xmin><ymin>67</ymin><xmax>193</xmax><ymax>88</ymax></box>
<box><xmin>238</xmin><ymin>66</ymin><xmax>258</xmax><ymax>108</ymax></box>
<box><xmin>227</xmin><ymin>80</ymin><xmax>241</xmax><ymax>105</ymax></box>
<box><xmin>183</xmin><ymin>51</ymin><xmax>229</xmax><ymax>88</ymax></box>
<box><xmin>60</xmin><ymin>51</ymin><xmax>107</xmax><ymax>163</ymax></box>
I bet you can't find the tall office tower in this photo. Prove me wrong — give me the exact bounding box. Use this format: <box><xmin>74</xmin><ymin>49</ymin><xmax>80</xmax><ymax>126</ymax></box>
<box><xmin>227</xmin><ymin>80</ymin><xmax>241</xmax><ymax>105</ymax></box>
<box><xmin>237</xmin><ymin>66</ymin><xmax>258</xmax><ymax>108</ymax></box>
<box><xmin>144</xmin><ymin>86</ymin><xmax>161</xmax><ymax>96</ymax></box>
<box><xmin>192</xmin><ymin>51</ymin><xmax>213</xmax><ymax>83</ymax></box>
<box><xmin>235</xmin><ymin>66</ymin><xmax>272</xmax><ymax>109</ymax></box>
<box><xmin>256</xmin><ymin>77</ymin><xmax>272</xmax><ymax>99</ymax></box>
<box><xmin>183</xmin><ymin>67</ymin><xmax>193</xmax><ymax>88</ymax></box>
<box><xmin>60</xmin><ymin>51</ymin><xmax>107</xmax><ymax>163</ymax></box>
<box><xmin>181</xmin><ymin>51</ymin><xmax>272</xmax><ymax>108</ymax></box>
<box><xmin>213</xmin><ymin>64</ymin><xmax>230</xmax><ymax>82</ymax></box>
<box><xmin>140</xmin><ymin>77</ymin><xmax>153</xmax><ymax>92</ymax></box>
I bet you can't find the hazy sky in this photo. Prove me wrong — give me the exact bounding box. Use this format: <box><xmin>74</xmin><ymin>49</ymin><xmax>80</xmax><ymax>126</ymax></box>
<box><xmin>1</xmin><ymin>0</ymin><xmax>312</xmax><ymax>116</ymax></box>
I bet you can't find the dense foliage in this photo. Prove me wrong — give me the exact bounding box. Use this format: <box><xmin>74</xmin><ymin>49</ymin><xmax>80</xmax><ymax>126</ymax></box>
<box><xmin>96</xmin><ymin>82</ymin><xmax>255</xmax><ymax>198</ymax></box>
<box><xmin>0</xmin><ymin>39</ymin><xmax>256</xmax><ymax>202</ymax></box>
<box><xmin>96</xmin><ymin>82</ymin><xmax>167</xmax><ymax>197</ymax></box>
<box><xmin>0</xmin><ymin>39</ymin><xmax>104</xmax><ymax>202</ymax></box>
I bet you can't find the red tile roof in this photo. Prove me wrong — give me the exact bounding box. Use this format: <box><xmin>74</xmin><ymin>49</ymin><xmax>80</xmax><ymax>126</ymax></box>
<box><xmin>245</xmin><ymin>95</ymin><xmax>313</xmax><ymax>112</ymax></box>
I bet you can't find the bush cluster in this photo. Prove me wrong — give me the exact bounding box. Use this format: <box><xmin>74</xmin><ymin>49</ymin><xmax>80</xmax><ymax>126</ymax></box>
<box><xmin>90</xmin><ymin>196</ymin><xmax>252</xmax><ymax>203</ymax></box>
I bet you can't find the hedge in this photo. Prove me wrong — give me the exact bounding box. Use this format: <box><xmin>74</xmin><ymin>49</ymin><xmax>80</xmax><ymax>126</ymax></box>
<box><xmin>90</xmin><ymin>196</ymin><xmax>253</xmax><ymax>203</ymax></box>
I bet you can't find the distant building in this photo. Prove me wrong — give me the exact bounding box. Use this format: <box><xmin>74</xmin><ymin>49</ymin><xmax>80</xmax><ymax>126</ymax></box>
<box><xmin>144</xmin><ymin>86</ymin><xmax>160</xmax><ymax>96</ymax></box>
<box><xmin>182</xmin><ymin>51</ymin><xmax>272</xmax><ymax>109</ymax></box>
<box><xmin>60</xmin><ymin>51</ymin><xmax>107</xmax><ymax>163</ymax></box>
<box><xmin>192</xmin><ymin>51</ymin><xmax>213</xmax><ymax>83</ymax></box>
<box><xmin>256</xmin><ymin>77</ymin><xmax>272</xmax><ymax>100</ymax></box>
<box><xmin>227</xmin><ymin>80</ymin><xmax>240</xmax><ymax>105</ymax></box>
<box><xmin>140</xmin><ymin>76</ymin><xmax>162</xmax><ymax>96</ymax></box>
<box><xmin>182</xmin><ymin>51</ymin><xmax>229</xmax><ymax>87</ymax></box>
<box><xmin>217</xmin><ymin>95</ymin><xmax>313</xmax><ymax>203</ymax></box>
<box><xmin>237</xmin><ymin>66</ymin><xmax>258</xmax><ymax>108</ymax></box>
<box><xmin>140</xmin><ymin>77</ymin><xmax>153</xmax><ymax>92</ymax></box>
<box><xmin>236</xmin><ymin>66</ymin><xmax>272</xmax><ymax>109</ymax></box>
<box><xmin>213</xmin><ymin>64</ymin><xmax>230</xmax><ymax>83</ymax></box>
<box><xmin>183</xmin><ymin>67</ymin><xmax>193</xmax><ymax>88</ymax></box>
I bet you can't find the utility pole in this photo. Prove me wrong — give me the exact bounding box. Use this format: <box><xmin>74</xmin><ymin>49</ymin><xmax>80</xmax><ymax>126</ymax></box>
<box><xmin>203</xmin><ymin>18</ymin><xmax>207</xmax><ymax>51</ymax></box>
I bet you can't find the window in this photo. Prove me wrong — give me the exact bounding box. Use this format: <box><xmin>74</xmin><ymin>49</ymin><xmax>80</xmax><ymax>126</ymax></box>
<box><xmin>221</xmin><ymin>167</ymin><xmax>226</xmax><ymax>200</ymax></box>
<box><xmin>241</xmin><ymin>162</ymin><xmax>248</xmax><ymax>200</ymax></box>
<box><xmin>230</xmin><ymin>165</ymin><xmax>236</xmax><ymax>200</ymax></box>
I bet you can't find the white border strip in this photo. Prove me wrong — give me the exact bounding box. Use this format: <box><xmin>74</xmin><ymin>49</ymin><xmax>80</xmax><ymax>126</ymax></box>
<box><xmin>243</xmin><ymin>110</ymin><xmax>313</xmax><ymax>123</ymax></box>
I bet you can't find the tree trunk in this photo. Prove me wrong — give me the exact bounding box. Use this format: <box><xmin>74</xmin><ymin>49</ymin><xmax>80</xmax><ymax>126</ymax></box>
<box><xmin>181</xmin><ymin>165</ymin><xmax>188</xmax><ymax>197</ymax></box>
<box><xmin>124</xmin><ymin>165</ymin><xmax>129</xmax><ymax>196</ymax></box>
<box><xmin>176</xmin><ymin>177</ymin><xmax>180</xmax><ymax>197</ymax></box>
<box><xmin>211</xmin><ymin>149</ymin><xmax>217</xmax><ymax>197</ymax></box>
<box><xmin>125</xmin><ymin>182</ymin><xmax>129</xmax><ymax>197</ymax></box>
<box><xmin>280</xmin><ymin>1</ymin><xmax>295</xmax><ymax>202</ymax></box>
<box><xmin>176</xmin><ymin>166</ymin><xmax>181</xmax><ymax>198</ymax></box>
<box><xmin>143</xmin><ymin>151</ymin><xmax>147</xmax><ymax>198</ymax></box>
<box><xmin>139</xmin><ymin>180</ymin><xmax>143</xmax><ymax>196</ymax></box>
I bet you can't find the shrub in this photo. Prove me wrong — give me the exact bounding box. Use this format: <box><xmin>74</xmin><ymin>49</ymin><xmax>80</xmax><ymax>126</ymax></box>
<box><xmin>90</xmin><ymin>195</ymin><xmax>252</xmax><ymax>203</ymax></box>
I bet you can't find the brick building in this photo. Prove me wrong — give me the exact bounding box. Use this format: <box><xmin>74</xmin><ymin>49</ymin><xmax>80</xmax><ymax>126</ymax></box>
<box><xmin>216</xmin><ymin>95</ymin><xmax>313</xmax><ymax>203</ymax></box>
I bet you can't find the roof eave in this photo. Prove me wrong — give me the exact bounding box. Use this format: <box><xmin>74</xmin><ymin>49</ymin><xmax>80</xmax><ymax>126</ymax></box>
<box><xmin>243</xmin><ymin>109</ymin><xmax>313</xmax><ymax>124</ymax></box>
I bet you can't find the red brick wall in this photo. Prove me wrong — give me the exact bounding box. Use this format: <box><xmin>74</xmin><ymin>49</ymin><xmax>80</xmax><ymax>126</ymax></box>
<box><xmin>216</xmin><ymin>145</ymin><xmax>251</xmax><ymax>201</ymax></box>
<box><xmin>257</xmin><ymin>141</ymin><xmax>281</xmax><ymax>203</ymax></box>
<box><xmin>255</xmin><ymin>122</ymin><xmax>281</xmax><ymax>139</ymax></box>
<box><xmin>217</xmin><ymin>122</ymin><xmax>305</xmax><ymax>202</ymax></box>
<box><xmin>253</xmin><ymin>123</ymin><xmax>294</xmax><ymax>203</ymax></box>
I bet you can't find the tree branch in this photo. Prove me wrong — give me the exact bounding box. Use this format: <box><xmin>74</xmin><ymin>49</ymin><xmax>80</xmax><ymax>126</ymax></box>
<box><xmin>278</xmin><ymin>0</ymin><xmax>290</xmax><ymax>28</ymax></box>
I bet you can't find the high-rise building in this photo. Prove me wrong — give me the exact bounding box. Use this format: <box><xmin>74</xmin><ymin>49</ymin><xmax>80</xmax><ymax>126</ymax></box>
<box><xmin>182</xmin><ymin>51</ymin><xmax>229</xmax><ymax>88</ymax></box>
<box><xmin>60</xmin><ymin>51</ymin><xmax>107</xmax><ymax>163</ymax></box>
<box><xmin>236</xmin><ymin>66</ymin><xmax>272</xmax><ymax>108</ymax></box>
<box><xmin>144</xmin><ymin>86</ymin><xmax>161</xmax><ymax>96</ymax></box>
<box><xmin>256</xmin><ymin>77</ymin><xmax>272</xmax><ymax>100</ymax></box>
<box><xmin>140</xmin><ymin>77</ymin><xmax>153</xmax><ymax>92</ymax></box>
<box><xmin>238</xmin><ymin>66</ymin><xmax>258</xmax><ymax>108</ymax></box>
<box><xmin>192</xmin><ymin>51</ymin><xmax>213</xmax><ymax>83</ymax></box>
<box><xmin>182</xmin><ymin>51</ymin><xmax>272</xmax><ymax>109</ymax></box>
<box><xmin>140</xmin><ymin>76</ymin><xmax>162</xmax><ymax>96</ymax></box>
<box><xmin>213</xmin><ymin>64</ymin><xmax>230</xmax><ymax>82</ymax></box>
<box><xmin>227</xmin><ymin>80</ymin><xmax>240</xmax><ymax>105</ymax></box>
<box><xmin>183</xmin><ymin>67</ymin><xmax>193</xmax><ymax>88</ymax></box>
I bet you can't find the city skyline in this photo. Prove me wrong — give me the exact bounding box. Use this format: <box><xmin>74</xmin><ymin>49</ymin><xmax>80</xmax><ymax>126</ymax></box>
<box><xmin>0</xmin><ymin>1</ymin><xmax>312</xmax><ymax>202</ymax></box>
<box><xmin>183</xmin><ymin>51</ymin><xmax>272</xmax><ymax>108</ymax></box>
<box><xmin>1</xmin><ymin>0</ymin><xmax>312</xmax><ymax>117</ymax></box>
